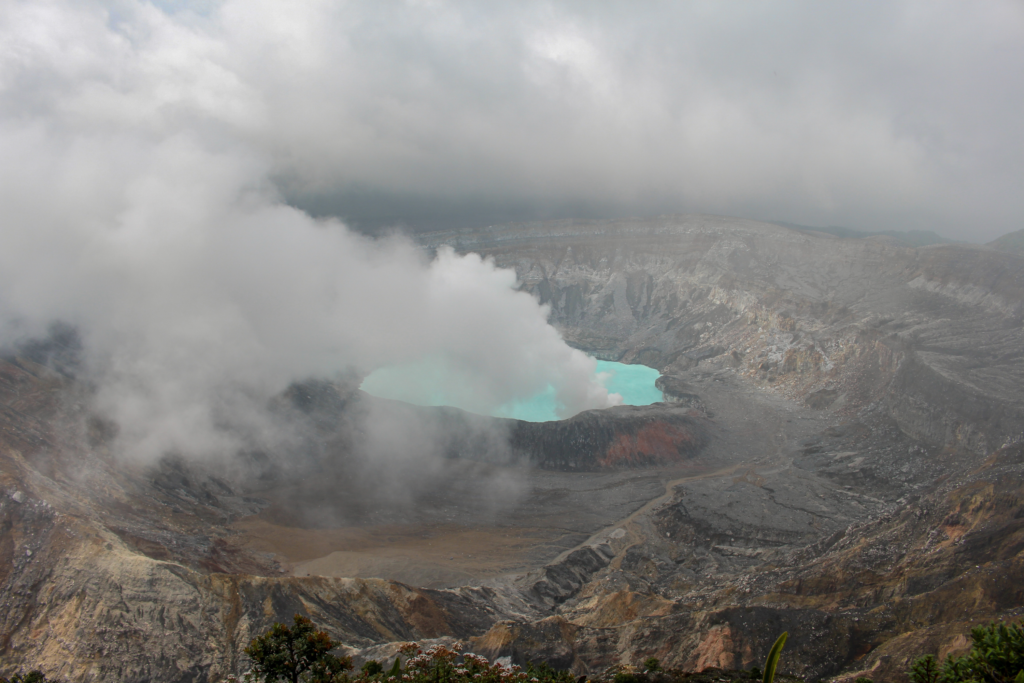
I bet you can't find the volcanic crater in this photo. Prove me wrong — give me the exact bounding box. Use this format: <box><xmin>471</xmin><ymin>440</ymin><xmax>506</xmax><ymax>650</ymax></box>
<box><xmin>2</xmin><ymin>215</ymin><xmax>1023</xmax><ymax>683</ymax></box>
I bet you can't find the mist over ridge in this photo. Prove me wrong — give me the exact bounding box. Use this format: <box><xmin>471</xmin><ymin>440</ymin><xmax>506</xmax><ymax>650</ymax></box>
<box><xmin>0</xmin><ymin>135</ymin><xmax>618</xmax><ymax>460</ymax></box>
<box><xmin>0</xmin><ymin>4</ymin><xmax>624</xmax><ymax>462</ymax></box>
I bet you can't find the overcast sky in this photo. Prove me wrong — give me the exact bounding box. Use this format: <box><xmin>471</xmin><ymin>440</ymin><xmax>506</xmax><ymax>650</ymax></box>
<box><xmin>5</xmin><ymin>0</ymin><xmax>1022</xmax><ymax>241</ymax></box>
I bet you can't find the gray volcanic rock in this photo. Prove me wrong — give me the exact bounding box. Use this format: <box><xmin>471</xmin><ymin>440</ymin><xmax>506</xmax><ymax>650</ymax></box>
<box><xmin>508</xmin><ymin>404</ymin><xmax>710</xmax><ymax>470</ymax></box>
<box><xmin>466</xmin><ymin>446</ymin><xmax>1024</xmax><ymax>682</ymax></box>
<box><xmin>654</xmin><ymin>376</ymin><xmax>707</xmax><ymax>413</ymax></box>
<box><xmin>522</xmin><ymin>543</ymin><xmax>616</xmax><ymax>606</ymax></box>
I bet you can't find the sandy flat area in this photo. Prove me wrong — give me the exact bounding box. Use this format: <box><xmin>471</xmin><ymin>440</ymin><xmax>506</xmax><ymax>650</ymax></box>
<box><xmin>228</xmin><ymin>465</ymin><xmax>673</xmax><ymax>587</ymax></box>
<box><xmin>230</xmin><ymin>517</ymin><xmax>571</xmax><ymax>587</ymax></box>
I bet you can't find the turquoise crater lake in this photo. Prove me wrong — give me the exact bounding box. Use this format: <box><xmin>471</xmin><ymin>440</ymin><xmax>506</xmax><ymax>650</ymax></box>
<box><xmin>360</xmin><ymin>359</ymin><xmax>663</xmax><ymax>422</ymax></box>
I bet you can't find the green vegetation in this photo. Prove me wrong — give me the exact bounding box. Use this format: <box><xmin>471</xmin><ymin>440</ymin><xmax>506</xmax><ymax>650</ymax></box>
<box><xmin>762</xmin><ymin>633</ymin><xmax>788</xmax><ymax>683</ymax></box>
<box><xmin>612</xmin><ymin>672</ymin><xmax>641</xmax><ymax>683</ymax></box>
<box><xmin>237</xmin><ymin>627</ymin><xmax>575</xmax><ymax>683</ymax></box>
<box><xmin>235</xmin><ymin>617</ymin><xmax>798</xmax><ymax>683</ymax></box>
<box><xmin>0</xmin><ymin>672</ymin><xmax>57</xmax><ymax>683</ymax></box>
<box><xmin>8</xmin><ymin>615</ymin><xmax>1024</xmax><ymax>683</ymax></box>
<box><xmin>243</xmin><ymin>614</ymin><xmax>352</xmax><ymax>683</ymax></box>
<box><xmin>360</xmin><ymin>662</ymin><xmax>383</xmax><ymax>678</ymax></box>
<box><xmin>387</xmin><ymin>658</ymin><xmax>402</xmax><ymax>678</ymax></box>
<box><xmin>910</xmin><ymin>656</ymin><xmax>941</xmax><ymax>683</ymax></box>
<box><xmin>908</xmin><ymin>620</ymin><xmax>1024</xmax><ymax>683</ymax></box>
<box><xmin>525</xmin><ymin>660</ymin><xmax>577</xmax><ymax>683</ymax></box>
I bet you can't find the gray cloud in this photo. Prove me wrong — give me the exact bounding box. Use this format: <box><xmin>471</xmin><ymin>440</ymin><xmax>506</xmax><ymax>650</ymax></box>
<box><xmin>7</xmin><ymin>1</ymin><xmax>1022</xmax><ymax>243</ymax></box>
<box><xmin>220</xmin><ymin>0</ymin><xmax>1021</xmax><ymax>240</ymax></box>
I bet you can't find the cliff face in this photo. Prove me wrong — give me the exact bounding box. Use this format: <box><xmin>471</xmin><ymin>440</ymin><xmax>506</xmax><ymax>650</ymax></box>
<box><xmin>2</xmin><ymin>215</ymin><xmax>1023</xmax><ymax>682</ymax></box>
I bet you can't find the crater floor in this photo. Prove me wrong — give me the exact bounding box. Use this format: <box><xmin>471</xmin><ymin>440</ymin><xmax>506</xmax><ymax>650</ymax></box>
<box><xmin>228</xmin><ymin>369</ymin><xmax>834</xmax><ymax>588</ymax></box>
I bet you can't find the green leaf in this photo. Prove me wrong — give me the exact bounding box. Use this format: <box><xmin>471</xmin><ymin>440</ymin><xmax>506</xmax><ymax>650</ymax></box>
<box><xmin>763</xmin><ymin>632</ymin><xmax>789</xmax><ymax>683</ymax></box>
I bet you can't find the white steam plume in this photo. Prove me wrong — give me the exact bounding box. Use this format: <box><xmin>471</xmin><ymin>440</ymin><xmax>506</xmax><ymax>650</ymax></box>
<box><xmin>0</xmin><ymin>2</ymin><xmax>619</xmax><ymax>461</ymax></box>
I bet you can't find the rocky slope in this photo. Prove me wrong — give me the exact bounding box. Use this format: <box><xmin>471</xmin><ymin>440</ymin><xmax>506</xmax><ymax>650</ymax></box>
<box><xmin>423</xmin><ymin>215</ymin><xmax>1024</xmax><ymax>457</ymax></box>
<box><xmin>465</xmin><ymin>442</ymin><xmax>1023</xmax><ymax>682</ymax></box>
<box><xmin>988</xmin><ymin>228</ymin><xmax>1024</xmax><ymax>255</ymax></box>
<box><xmin>1</xmin><ymin>215</ymin><xmax>1022</xmax><ymax>682</ymax></box>
<box><xmin>420</xmin><ymin>216</ymin><xmax>1024</xmax><ymax>677</ymax></box>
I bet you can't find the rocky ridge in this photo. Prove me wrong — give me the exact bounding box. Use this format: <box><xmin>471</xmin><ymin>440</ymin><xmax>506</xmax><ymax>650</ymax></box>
<box><xmin>419</xmin><ymin>215</ymin><xmax>1024</xmax><ymax>678</ymax></box>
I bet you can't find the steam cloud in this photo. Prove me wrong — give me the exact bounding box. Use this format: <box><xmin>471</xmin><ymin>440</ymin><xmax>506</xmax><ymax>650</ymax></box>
<box><xmin>0</xmin><ymin>1</ymin><xmax>620</xmax><ymax>463</ymax></box>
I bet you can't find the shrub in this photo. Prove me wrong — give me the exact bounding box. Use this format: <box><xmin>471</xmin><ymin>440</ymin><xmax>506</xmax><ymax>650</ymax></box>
<box><xmin>361</xmin><ymin>662</ymin><xmax>383</xmax><ymax>677</ymax></box>
<box><xmin>244</xmin><ymin>614</ymin><xmax>352</xmax><ymax>683</ymax></box>
<box><xmin>242</xmin><ymin>617</ymin><xmax>577</xmax><ymax>683</ymax></box>
<box><xmin>909</xmin><ymin>620</ymin><xmax>1024</xmax><ymax>683</ymax></box>
<box><xmin>0</xmin><ymin>672</ymin><xmax>56</xmax><ymax>683</ymax></box>
<box><xmin>384</xmin><ymin>642</ymin><xmax>539</xmax><ymax>683</ymax></box>
<box><xmin>909</xmin><ymin>654</ymin><xmax>942</xmax><ymax>683</ymax></box>
<box><xmin>525</xmin><ymin>661</ymin><xmax>576</xmax><ymax>683</ymax></box>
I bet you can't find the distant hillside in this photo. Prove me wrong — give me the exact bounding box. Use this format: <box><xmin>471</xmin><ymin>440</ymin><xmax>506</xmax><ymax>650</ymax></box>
<box><xmin>988</xmin><ymin>228</ymin><xmax>1024</xmax><ymax>254</ymax></box>
<box><xmin>770</xmin><ymin>220</ymin><xmax>959</xmax><ymax>247</ymax></box>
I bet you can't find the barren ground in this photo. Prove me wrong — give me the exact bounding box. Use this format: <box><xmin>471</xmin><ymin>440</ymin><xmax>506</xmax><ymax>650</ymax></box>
<box><xmin>230</xmin><ymin>367</ymin><xmax>833</xmax><ymax>588</ymax></box>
